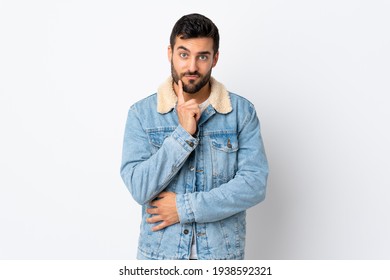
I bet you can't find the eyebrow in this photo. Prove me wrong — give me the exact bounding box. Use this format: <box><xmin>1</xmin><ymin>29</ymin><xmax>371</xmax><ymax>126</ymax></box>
<box><xmin>177</xmin><ymin>46</ymin><xmax>211</xmax><ymax>55</ymax></box>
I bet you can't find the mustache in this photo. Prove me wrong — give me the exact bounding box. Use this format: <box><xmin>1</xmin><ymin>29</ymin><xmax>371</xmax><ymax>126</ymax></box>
<box><xmin>182</xmin><ymin>71</ymin><xmax>200</xmax><ymax>76</ymax></box>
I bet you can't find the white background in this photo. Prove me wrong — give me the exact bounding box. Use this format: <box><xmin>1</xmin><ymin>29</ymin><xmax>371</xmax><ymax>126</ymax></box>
<box><xmin>1</xmin><ymin>0</ymin><xmax>389</xmax><ymax>259</ymax></box>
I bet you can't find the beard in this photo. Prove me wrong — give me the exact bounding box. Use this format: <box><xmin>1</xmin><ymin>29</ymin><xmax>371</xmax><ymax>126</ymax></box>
<box><xmin>171</xmin><ymin>60</ymin><xmax>212</xmax><ymax>94</ymax></box>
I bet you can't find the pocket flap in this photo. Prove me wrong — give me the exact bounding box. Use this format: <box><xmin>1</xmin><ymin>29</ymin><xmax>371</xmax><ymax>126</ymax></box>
<box><xmin>210</xmin><ymin>134</ymin><xmax>238</xmax><ymax>152</ymax></box>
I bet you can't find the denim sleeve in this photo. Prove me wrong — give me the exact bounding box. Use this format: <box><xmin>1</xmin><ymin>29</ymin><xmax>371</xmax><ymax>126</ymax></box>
<box><xmin>120</xmin><ymin>107</ymin><xmax>198</xmax><ymax>205</ymax></box>
<box><xmin>176</xmin><ymin>105</ymin><xmax>268</xmax><ymax>223</ymax></box>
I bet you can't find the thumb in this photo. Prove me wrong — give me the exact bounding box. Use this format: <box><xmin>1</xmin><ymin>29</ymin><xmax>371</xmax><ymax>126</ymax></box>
<box><xmin>177</xmin><ymin>80</ymin><xmax>185</xmax><ymax>105</ymax></box>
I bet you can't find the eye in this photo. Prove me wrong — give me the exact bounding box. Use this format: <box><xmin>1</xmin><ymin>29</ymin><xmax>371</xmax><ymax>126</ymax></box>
<box><xmin>179</xmin><ymin>53</ymin><xmax>188</xmax><ymax>59</ymax></box>
<box><xmin>198</xmin><ymin>55</ymin><xmax>208</xmax><ymax>61</ymax></box>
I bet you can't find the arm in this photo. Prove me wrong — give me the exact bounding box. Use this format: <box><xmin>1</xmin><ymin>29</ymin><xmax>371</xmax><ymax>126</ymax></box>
<box><xmin>141</xmin><ymin>80</ymin><xmax>203</xmax><ymax>230</ymax></box>
<box><xmin>120</xmin><ymin>106</ymin><xmax>198</xmax><ymax>205</ymax></box>
<box><xmin>176</xmin><ymin>105</ymin><xmax>269</xmax><ymax>224</ymax></box>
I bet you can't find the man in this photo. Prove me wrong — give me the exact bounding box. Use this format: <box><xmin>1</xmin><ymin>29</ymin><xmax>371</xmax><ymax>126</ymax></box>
<box><xmin>120</xmin><ymin>13</ymin><xmax>268</xmax><ymax>260</ymax></box>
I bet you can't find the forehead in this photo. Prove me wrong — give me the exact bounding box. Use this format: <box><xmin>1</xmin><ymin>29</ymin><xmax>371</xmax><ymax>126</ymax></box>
<box><xmin>173</xmin><ymin>36</ymin><xmax>214</xmax><ymax>54</ymax></box>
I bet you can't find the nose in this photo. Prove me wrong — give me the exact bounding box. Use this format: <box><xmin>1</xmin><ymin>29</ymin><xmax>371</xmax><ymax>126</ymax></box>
<box><xmin>188</xmin><ymin>57</ymin><xmax>198</xmax><ymax>73</ymax></box>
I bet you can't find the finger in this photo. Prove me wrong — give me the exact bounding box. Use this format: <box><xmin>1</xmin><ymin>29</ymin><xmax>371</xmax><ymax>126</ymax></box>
<box><xmin>146</xmin><ymin>207</ymin><xmax>158</xmax><ymax>215</ymax></box>
<box><xmin>152</xmin><ymin>217</ymin><xmax>179</xmax><ymax>231</ymax></box>
<box><xmin>157</xmin><ymin>191</ymin><xmax>167</xmax><ymax>198</ymax></box>
<box><xmin>152</xmin><ymin>221</ymin><xmax>169</xmax><ymax>232</ymax></box>
<box><xmin>195</xmin><ymin>107</ymin><xmax>201</xmax><ymax>122</ymax></box>
<box><xmin>184</xmin><ymin>106</ymin><xmax>200</xmax><ymax>121</ymax></box>
<box><xmin>178</xmin><ymin>103</ymin><xmax>200</xmax><ymax>114</ymax></box>
<box><xmin>150</xmin><ymin>198</ymin><xmax>161</xmax><ymax>205</ymax></box>
<box><xmin>157</xmin><ymin>191</ymin><xmax>174</xmax><ymax>199</ymax></box>
<box><xmin>147</xmin><ymin>215</ymin><xmax>162</xmax><ymax>224</ymax></box>
<box><xmin>177</xmin><ymin>80</ymin><xmax>185</xmax><ymax>105</ymax></box>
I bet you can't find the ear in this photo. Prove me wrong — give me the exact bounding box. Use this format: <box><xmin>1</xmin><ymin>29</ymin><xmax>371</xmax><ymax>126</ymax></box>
<box><xmin>212</xmin><ymin>51</ymin><xmax>219</xmax><ymax>68</ymax></box>
<box><xmin>168</xmin><ymin>45</ymin><xmax>173</xmax><ymax>62</ymax></box>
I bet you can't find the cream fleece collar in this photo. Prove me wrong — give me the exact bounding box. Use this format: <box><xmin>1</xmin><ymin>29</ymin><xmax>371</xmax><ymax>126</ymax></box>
<box><xmin>157</xmin><ymin>76</ymin><xmax>232</xmax><ymax>114</ymax></box>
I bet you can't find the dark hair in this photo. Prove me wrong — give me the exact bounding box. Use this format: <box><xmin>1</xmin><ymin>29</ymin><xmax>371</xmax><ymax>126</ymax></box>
<box><xmin>170</xmin><ymin>13</ymin><xmax>220</xmax><ymax>55</ymax></box>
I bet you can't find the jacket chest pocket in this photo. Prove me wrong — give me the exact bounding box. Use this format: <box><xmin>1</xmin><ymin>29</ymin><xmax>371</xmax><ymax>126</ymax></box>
<box><xmin>210</xmin><ymin>134</ymin><xmax>239</xmax><ymax>184</ymax></box>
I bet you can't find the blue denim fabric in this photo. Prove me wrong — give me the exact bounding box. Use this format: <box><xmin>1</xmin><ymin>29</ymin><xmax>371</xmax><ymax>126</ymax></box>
<box><xmin>120</xmin><ymin>78</ymin><xmax>268</xmax><ymax>260</ymax></box>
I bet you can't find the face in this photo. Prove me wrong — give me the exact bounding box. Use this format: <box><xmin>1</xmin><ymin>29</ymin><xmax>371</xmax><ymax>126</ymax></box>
<box><xmin>169</xmin><ymin>36</ymin><xmax>219</xmax><ymax>94</ymax></box>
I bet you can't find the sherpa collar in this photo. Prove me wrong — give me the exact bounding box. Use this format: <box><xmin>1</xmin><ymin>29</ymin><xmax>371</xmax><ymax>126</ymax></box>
<box><xmin>157</xmin><ymin>76</ymin><xmax>232</xmax><ymax>114</ymax></box>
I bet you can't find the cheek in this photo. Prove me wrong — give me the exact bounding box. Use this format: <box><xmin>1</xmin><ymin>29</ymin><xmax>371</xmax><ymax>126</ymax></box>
<box><xmin>173</xmin><ymin>59</ymin><xmax>187</xmax><ymax>70</ymax></box>
<box><xmin>200</xmin><ymin>63</ymin><xmax>214</xmax><ymax>73</ymax></box>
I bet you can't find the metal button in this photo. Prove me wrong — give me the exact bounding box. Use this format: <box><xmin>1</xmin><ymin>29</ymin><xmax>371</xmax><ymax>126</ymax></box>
<box><xmin>183</xmin><ymin>229</ymin><xmax>189</xmax><ymax>235</ymax></box>
<box><xmin>185</xmin><ymin>140</ymin><xmax>194</xmax><ymax>147</ymax></box>
<box><xmin>189</xmin><ymin>166</ymin><xmax>195</xmax><ymax>171</ymax></box>
<box><xmin>227</xmin><ymin>138</ymin><xmax>232</xmax><ymax>149</ymax></box>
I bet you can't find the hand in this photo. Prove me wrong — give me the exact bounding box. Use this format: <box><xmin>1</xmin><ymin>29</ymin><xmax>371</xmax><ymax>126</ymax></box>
<box><xmin>146</xmin><ymin>192</ymin><xmax>179</xmax><ymax>231</ymax></box>
<box><xmin>176</xmin><ymin>80</ymin><xmax>200</xmax><ymax>135</ymax></box>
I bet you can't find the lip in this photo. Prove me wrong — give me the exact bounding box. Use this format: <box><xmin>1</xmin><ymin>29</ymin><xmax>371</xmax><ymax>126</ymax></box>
<box><xmin>184</xmin><ymin>75</ymin><xmax>199</xmax><ymax>79</ymax></box>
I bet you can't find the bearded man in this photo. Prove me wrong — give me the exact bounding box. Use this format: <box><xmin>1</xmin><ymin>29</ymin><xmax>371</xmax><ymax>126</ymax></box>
<box><xmin>120</xmin><ymin>13</ymin><xmax>268</xmax><ymax>260</ymax></box>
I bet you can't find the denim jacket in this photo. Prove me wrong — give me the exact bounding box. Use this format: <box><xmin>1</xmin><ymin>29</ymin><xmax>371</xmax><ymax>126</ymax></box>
<box><xmin>120</xmin><ymin>77</ymin><xmax>268</xmax><ymax>260</ymax></box>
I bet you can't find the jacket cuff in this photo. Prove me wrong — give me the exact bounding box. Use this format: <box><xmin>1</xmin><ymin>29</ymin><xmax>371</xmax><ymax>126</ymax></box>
<box><xmin>176</xmin><ymin>193</ymin><xmax>195</xmax><ymax>224</ymax></box>
<box><xmin>171</xmin><ymin>125</ymin><xmax>199</xmax><ymax>152</ymax></box>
